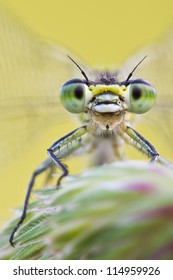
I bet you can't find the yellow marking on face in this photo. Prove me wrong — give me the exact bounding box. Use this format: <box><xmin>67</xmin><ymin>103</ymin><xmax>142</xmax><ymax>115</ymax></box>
<box><xmin>89</xmin><ymin>84</ymin><xmax>126</xmax><ymax>96</ymax></box>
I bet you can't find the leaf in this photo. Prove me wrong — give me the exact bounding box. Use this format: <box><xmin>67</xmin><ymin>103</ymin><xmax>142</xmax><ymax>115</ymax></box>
<box><xmin>1</xmin><ymin>161</ymin><xmax>173</xmax><ymax>260</ymax></box>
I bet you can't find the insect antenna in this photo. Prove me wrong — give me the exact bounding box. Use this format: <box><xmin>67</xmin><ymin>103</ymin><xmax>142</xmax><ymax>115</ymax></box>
<box><xmin>67</xmin><ymin>55</ymin><xmax>89</xmax><ymax>83</ymax></box>
<box><xmin>125</xmin><ymin>55</ymin><xmax>148</xmax><ymax>82</ymax></box>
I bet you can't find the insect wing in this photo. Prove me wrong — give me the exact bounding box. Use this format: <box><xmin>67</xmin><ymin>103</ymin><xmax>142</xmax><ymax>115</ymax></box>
<box><xmin>0</xmin><ymin>9</ymin><xmax>86</xmax><ymax>164</ymax></box>
<box><xmin>0</xmin><ymin>8</ymin><xmax>173</xmax><ymax>165</ymax></box>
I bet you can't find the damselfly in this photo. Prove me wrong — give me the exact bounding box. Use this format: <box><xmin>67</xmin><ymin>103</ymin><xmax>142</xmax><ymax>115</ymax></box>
<box><xmin>0</xmin><ymin>10</ymin><xmax>173</xmax><ymax>247</ymax></box>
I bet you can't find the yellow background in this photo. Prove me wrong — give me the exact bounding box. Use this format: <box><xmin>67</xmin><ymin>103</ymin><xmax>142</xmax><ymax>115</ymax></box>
<box><xmin>0</xmin><ymin>0</ymin><xmax>173</xmax><ymax>227</ymax></box>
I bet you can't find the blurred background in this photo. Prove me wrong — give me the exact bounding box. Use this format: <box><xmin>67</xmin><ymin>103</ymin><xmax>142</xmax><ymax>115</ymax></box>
<box><xmin>0</xmin><ymin>0</ymin><xmax>173</xmax><ymax>228</ymax></box>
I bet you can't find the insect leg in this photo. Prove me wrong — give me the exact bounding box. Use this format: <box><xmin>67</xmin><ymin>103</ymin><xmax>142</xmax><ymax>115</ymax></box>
<box><xmin>9</xmin><ymin>125</ymin><xmax>87</xmax><ymax>246</ymax></box>
<box><xmin>47</xmin><ymin>125</ymin><xmax>87</xmax><ymax>185</ymax></box>
<box><xmin>121</xmin><ymin>124</ymin><xmax>159</xmax><ymax>161</ymax></box>
<box><xmin>9</xmin><ymin>158</ymin><xmax>52</xmax><ymax>247</ymax></box>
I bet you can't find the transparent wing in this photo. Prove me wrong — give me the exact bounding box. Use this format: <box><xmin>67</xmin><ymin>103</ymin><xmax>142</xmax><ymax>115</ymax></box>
<box><xmin>0</xmin><ymin>9</ymin><xmax>88</xmax><ymax>164</ymax></box>
<box><xmin>120</xmin><ymin>30</ymin><xmax>173</xmax><ymax>161</ymax></box>
<box><xmin>1</xmin><ymin>8</ymin><xmax>173</xmax><ymax>167</ymax></box>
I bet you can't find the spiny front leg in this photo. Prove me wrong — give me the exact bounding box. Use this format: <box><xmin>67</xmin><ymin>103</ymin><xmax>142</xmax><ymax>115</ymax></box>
<box><xmin>10</xmin><ymin>125</ymin><xmax>87</xmax><ymax>247</ymax></box>
<box><xmin>47</xmin><ymin>125</ymin><xmax>87</xmax><ymax>185</ymax></box>
<box><xmin>120</xmin><ymin>123</ymin><xmax>159</xmax><ymax>161</ymax></box>
<box><xmin>9</xmin><ymin>158</ymin><xmax>52</xmax><ymax>247</ymax></box>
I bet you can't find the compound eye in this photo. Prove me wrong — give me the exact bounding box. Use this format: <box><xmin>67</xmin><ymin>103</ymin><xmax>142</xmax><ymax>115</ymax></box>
<box><xmin>60</xmin><ymin>79</ymin><xmax>91</xmax><ymax>113</ymax></box>
<box><xmin>125</xmin><ymin>80</ymin><xmax>157</xmax><ymax>114</ymax></box>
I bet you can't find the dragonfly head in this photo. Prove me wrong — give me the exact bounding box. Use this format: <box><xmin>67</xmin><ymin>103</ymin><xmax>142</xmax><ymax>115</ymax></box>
<box><xmin>60</xmin><ymin>75</ymin><xmax>156</xmax><ymax>131</ymax></box>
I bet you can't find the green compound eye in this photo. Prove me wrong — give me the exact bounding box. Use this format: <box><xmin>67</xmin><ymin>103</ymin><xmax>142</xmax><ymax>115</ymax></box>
<box><xmin>125</xmin><ymin>80</ymin><xmax>157</xmax><ymax>114</ymax></box>
<box><xmin>60</xmin><ymin>79</ymin><xmax>91</xmax><ymax>113</ymax></box>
